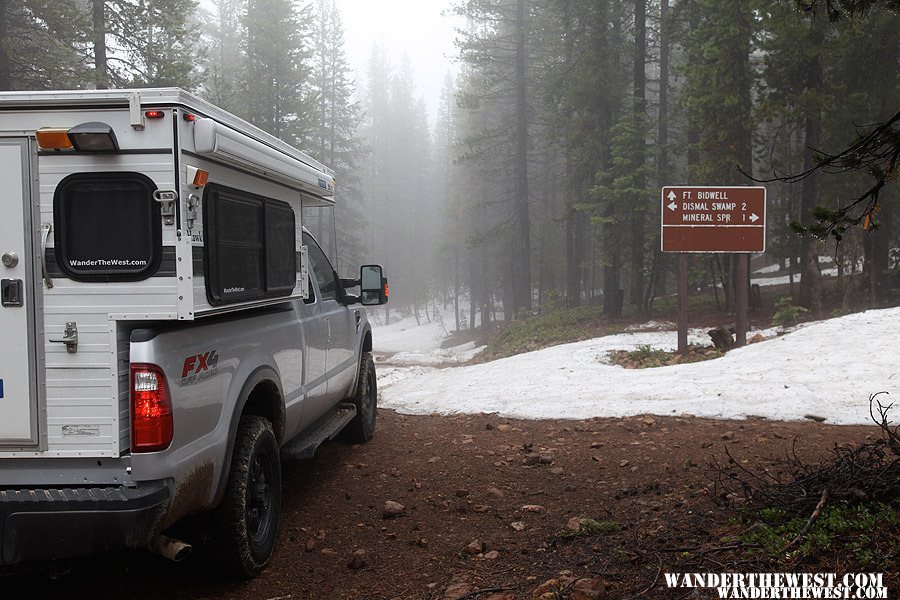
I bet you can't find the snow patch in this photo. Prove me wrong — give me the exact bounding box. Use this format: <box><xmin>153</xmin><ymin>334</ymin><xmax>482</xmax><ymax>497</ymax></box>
<box><xmin>380</xmin><ymin>308</ymin><xmax>899</xmax><ymax>425</ymax></box>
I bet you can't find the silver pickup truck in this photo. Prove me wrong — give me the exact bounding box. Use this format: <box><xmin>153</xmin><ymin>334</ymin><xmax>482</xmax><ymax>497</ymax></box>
<box><xmin>0</xmin><ymin>89</ymin><xmax>388</xmax><ymax>577</ymax></box>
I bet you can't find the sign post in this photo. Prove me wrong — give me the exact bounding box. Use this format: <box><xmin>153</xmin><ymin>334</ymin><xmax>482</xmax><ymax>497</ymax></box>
<box><xmin>661</xmin><ymin>186</ymin><xmax>766</xmax><ymax>351</ymax></box>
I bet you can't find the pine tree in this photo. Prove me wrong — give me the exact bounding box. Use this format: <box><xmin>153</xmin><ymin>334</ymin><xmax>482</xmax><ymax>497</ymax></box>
<box><xmin>0</xmin><ymin>0</ymin><xmax>90</xmax><ymax>91</ymax></box>
<box><xmin>308</xmin><ymin>0</ymin><xmax>366</xmax><ymax>271</ymax></box>
<box><xmin>94</xmin><ymin>0</ymin><xmax>202</xmax><ymax>89</ymax></box>
<box><xmin>201</xmin><ymin>0</ymin><xmax>246</xmax><ymax>114</ymax></box>
<box><xmin>243</xmin><ymin>0</ymin><xmax>315</xmax><ymax>143</ymax></box>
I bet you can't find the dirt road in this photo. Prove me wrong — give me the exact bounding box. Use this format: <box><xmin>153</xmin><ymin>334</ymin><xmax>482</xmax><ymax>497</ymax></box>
<box><xmin>9</xmin><ymin>410</ymin><xmax>884</xmax><ymax>599</ymax></box>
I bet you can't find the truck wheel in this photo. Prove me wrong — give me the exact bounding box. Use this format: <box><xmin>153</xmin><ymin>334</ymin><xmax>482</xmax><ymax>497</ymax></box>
<box><xmin>214</xmin><ymin>415</ymin><xmax>282</xmax><ymax>578</ymax></box>
<box><xmin>344</xmin><ymin>352</ymin><xmax>377</xmax><ymax>443</ymax></box>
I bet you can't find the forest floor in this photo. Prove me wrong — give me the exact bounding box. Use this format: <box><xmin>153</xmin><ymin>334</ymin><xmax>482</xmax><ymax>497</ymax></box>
<box><xmin>10</xmin><ymin>411</ymin><xmax>894</xmax><ymax>599</ymax></box>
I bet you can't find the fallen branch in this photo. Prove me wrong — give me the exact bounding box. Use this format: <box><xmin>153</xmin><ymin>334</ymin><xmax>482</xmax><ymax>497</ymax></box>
<box><xmin>781</xmin><ymin>488</ymin><xmax>829</xmax><ymax>554</ymax></box>
<box><xmin>456</xmin><ymin>587</ymin><xmax>512</xmax><ymax>600</ymax></box>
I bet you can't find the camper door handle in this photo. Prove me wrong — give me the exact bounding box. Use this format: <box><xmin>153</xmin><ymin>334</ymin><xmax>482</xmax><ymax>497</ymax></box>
<box><xmin>41</xmin><ymin>223</ymin><xmax>53</xmax><ymax>289</ymax></box>
<box><xmin>49</xmin><ymin>322</ymin><xmax>78</xmax><ymax>354</ymax></box>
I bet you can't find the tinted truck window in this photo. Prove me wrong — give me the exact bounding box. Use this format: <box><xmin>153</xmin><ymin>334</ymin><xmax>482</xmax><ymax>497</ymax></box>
<box><xmin>53</xmin><ymin>172</ymin><xmax>161</xmax><ymax>281</ymax></box>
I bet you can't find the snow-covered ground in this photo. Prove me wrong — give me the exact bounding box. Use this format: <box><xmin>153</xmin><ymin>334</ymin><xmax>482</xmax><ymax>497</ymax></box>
<box><xmin>378</xmin><ymin>308</ymin><xmax>900</xmax><ymax>426</ymax></box>
<box><xmin>371</xmin><ymin>306</ymin><xmax>486</xmax><ymax>366</ymax></box>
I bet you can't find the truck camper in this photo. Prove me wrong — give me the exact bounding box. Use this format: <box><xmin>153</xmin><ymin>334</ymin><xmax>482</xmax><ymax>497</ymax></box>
<box><xmin>0</xmin><ymin>88</ymin><xmax>388</xmax><ymax>576</ymax></box>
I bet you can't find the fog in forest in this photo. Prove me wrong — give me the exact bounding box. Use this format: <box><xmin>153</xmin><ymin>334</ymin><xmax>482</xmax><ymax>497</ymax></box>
<box><xmin>9</xmin><ymin>0</ymin><xmax>899</xmax><ymax>329</ymax></box>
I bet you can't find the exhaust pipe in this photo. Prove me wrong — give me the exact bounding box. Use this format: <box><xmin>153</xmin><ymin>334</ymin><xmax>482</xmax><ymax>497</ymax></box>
<box><xmin>148</xmin><ymin>535</ymin><xmax>192</xmax><ymax>562</ymax></box>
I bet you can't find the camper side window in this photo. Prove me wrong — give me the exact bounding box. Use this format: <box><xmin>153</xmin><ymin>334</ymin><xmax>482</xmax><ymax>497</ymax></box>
<box><xmin>204</xmin><ymin>185</ymin><xmax>297</xmax><ymax>305</ymax></box>
<box><xmin>53</xmin><ymin>172</ymin><xmax>161</xmax><ymax>282</ymax></box>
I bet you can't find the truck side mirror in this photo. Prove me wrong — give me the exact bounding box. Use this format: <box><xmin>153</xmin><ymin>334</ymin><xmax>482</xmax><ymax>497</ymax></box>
<box><xmin>360</xmin><ymin>265</ymin><xmax>388</xmax><ymax>306</ymax></box>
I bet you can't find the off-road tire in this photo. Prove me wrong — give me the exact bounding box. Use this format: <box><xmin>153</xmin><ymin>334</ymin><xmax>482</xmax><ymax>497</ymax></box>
<box><xmin>213</xmin><ymin>415</ymin><xmax>282</xmax><ymax>578</ymax></box>
<box><xmin>344</xmin><ymin>352</ymin><xmax>377</xmax><ymax>443</ymax></box>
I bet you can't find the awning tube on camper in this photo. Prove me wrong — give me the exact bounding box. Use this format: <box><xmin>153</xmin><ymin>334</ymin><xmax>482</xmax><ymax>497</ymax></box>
<box><xmin>193</xmin><ymin>118</ymin><xmax>335</xmax><ymax>199</ymax></box>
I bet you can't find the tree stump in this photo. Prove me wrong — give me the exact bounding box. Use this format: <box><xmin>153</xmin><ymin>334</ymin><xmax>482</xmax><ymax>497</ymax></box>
<box><xmin>708</xmin><ymin>328</ymin><xmax>735</xmax><ymax>352</ymax></box>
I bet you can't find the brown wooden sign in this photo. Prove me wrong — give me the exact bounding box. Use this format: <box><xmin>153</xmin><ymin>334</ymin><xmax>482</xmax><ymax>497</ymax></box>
<box><xmin>661</xmin><ymin>186</ymin><xmax>766</xmax><ymax>253</ymax></box>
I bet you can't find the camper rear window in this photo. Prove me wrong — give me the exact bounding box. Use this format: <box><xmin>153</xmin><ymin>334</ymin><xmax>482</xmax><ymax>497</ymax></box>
<box><xmin>204</xmin><ymin>185</ymin><xmax>296</xmax><ymax>305</ymax></box>
<box><xmin>53</xmin><ymin>172</ymin><xmax>161</xmax><ymax>282</ymax></box>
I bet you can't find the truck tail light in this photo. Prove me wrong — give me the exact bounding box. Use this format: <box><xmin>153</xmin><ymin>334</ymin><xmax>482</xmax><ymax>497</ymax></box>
<box><xmin>131</xmin><ymin>363</ymin><xmax>173</xmax><ymax>452</ymax></box>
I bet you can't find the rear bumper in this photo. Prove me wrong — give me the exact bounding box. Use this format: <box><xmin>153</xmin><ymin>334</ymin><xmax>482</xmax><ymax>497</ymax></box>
<box><xmin>0</xmin><ymin>483</ymin><xmax>169</xmax><ymax>565</ymax></box>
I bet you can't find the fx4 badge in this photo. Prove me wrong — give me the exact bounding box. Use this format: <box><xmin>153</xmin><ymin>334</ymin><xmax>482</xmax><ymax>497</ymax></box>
<box><xmin>180</xmin><ymin>350</ymin><xmax>219</xmax><ymax>385</ymax></box>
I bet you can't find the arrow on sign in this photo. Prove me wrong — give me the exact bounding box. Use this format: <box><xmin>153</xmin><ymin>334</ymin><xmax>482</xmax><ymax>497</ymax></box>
<box><xmin>667</xmin><ymin>201</ymin><xmax>678</xmax><ymax>211</ymax></box>
<box><xmin>667</xmin><ymin>191</ymin><xmax>676</xmax><ymax>201</ymax></box>
<box><xmin>749</xmin><ymin>213</ymin><xmax>759</xmax><ymax>223</ymax></box>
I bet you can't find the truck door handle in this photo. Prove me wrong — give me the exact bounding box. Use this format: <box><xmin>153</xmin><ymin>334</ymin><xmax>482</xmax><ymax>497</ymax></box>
<box><xmin>1</xmin><ymin>279</ymin><xmax>24</xmax><ymax>307</ymax></box>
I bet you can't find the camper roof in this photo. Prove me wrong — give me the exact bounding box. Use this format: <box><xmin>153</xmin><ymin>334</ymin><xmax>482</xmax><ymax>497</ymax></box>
<box><xmin>0</xmin><ymin>87</ymin><xmax>333</xmax><ymax>178</ymax></box>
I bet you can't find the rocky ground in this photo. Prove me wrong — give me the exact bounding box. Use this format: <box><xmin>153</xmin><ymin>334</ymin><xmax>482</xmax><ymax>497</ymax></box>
<box><xmin>8</xmin><ymin>410</ymin><xmax>890</xmax><ymax>599</ymax></box>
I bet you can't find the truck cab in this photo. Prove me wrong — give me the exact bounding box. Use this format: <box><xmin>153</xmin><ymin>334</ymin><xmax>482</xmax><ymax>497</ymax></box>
<box><xmin>0</xmin><ymin>88</ymin><xmax>388</xmax><ymax>577</ymax></box>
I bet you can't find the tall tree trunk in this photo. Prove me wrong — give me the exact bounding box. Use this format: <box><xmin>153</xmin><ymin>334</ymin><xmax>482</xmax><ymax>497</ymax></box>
<box><xmin>454</xmin><ymin>247</ymin><xmax>460</xmax><ymax>332</ymax></box>
<box><xmin>653</xmin><ymin>0</ymin><xmax>670</xmax><ymax>301</ymax></box>
<box><xmin>512</xmin><ymin>0</ymin><xmax>532</xmax><ymax>314</ymax></box>
<box><xmin>870</xmin><ymin>194</ymin><xmax>892</xmax><ymax>304</ymax></box>
<box><xmin>630</xmin><ymin>0</ymin><xmax>647</xmax><ymax>314</ymax></box>
<box><xmin>798</xmin><ymin>11</ymin><xmax>824</xmax><ymax>313</ymax></box>
<box><xmin>93</xmin><ymin>0</ymin><xmax>108</xmax><ymax>89</ymax></box>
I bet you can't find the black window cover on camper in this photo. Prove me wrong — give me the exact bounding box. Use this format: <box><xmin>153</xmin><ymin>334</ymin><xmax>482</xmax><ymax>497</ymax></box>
<box><xmin>53</xmin><ymin>172</ymin><xmax>161</xmax><ymax>282</ymax></box>
<box><xmin>204</xmin><ymin>184</ymin><xmax>296</xmax><ymax>305</ymax></box>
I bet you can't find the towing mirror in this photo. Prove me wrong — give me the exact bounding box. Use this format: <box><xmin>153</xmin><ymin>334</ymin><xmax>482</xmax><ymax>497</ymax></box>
<box><xmin>360</xmin><ymin>265</ymin><xmax>388</xmax><ymax>306</ymax></box>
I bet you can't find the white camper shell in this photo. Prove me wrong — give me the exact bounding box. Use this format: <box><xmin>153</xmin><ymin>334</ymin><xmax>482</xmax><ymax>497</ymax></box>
<box><xmin>0</xmin><ymin>88</ymin><xmax>335</xmax><ymax>460</ymax></box>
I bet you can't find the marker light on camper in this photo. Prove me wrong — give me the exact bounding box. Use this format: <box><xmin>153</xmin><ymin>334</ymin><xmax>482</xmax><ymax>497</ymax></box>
<box><xmin>192</xmin><ymin>169</ymin><xmax>209</xmax><ymax>187</ymax></box>
<box><xmin>36</xmin><ymin>128</ymin><xmax>74</xmax><ymax>151</ymax></box>
<box><xmin>68</xmin><ymin>121</ymin><xmax>119</xmax><ymax>152</ymax></box>
<box><xmin>145</xmin><ymin>110</ymin><xmax>165</xmax><ymax>119</ymax></box>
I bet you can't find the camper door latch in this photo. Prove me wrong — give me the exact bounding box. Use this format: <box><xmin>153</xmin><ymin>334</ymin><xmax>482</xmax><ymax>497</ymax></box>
<box><xmin>153</xmin><ymin>190</ymin><xmax>178</xmax><ymax>226</ymax></box>
<box><xmin>50</xmin><ymin>321</ymin><xmax>78</xmax><ymax>354</ymax></box>
<box><xmin>1</xmin><ymin>279</ymin><xmax>23</xmax><ymax>307</ymax></box>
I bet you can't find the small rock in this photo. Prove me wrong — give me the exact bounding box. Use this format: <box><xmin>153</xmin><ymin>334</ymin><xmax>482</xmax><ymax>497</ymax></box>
<box><xmin>444</xmin><ymin>580</ymin><xmax>475</xmax><ymax>600</ymax></box>
<box><xmin>484</xmin><ymin>550</ymin><xmax>500</xmax><ymax>560</ymax></box>
<box><xmin>804</xmin><ymin>414</ymin><xmax>827</xmax><ymax>423</ymax></box>
<box><xmin>464</xmin><ymin>539</ymin><xmax>485</xmax><ymax>555</ymax></box>
<box><xmin>619</xmin><ymin>459</ymin><xmax>630</xmax><ymax>468</ymax></box>
<box><xmin>539</xmin><ymin>454</ymin><xmax>554</xmax><ymax>465</ymax></box>
<box><xmin>571</xmin><ymin>577</ymin><xmax>608</xmax><ymax>600</ymax></box>
<box><xmin>549</xmin><ymin>466</ymin><xmax>565</xmax><ymax>475</ymax></box>
<box><xmin>721</xmin><ymin>431</ymin><xmax>735</xmax><ymax>440</ymax></box>
<box><xmin>566</xmin><ymin>516</ymin><xmax>586</xmax><ymax>531</ymax></box>
<box><xmin>497</xmin><ymin>424</ymin><xmax>513</xmax><ymax>432</ymax></box>
<box><xmin>473</xmin><ymin>504</ymin><xmax>490</xmax><ymax>513</ymax></box>
<box><xmin>428</xmin><ymin>456</ymin><xmax>441</xmax><ymax>463</ymax></box>
<box><xmin>590</xmin><ymin>441</ymin><xmax>604</xmax><ymax>449</ymax></box>
<box><xmin>532</xmin><ymin>579</ymin><xmax>560</xmax><ymax>599</ymax></box>
<box><xmin>454</xmin><ymin>489</ymin><xmax>469</xmax><ymax>498</ymax></box>
<box><xmin>347</xmin><ymin>549</ymin><xmax>367</xmax><ymax>570</ymax></box>
<box><xmin>521</xmin><ymin>504</ymin><xmax>546</xmax><ymax>514</ymax></box>
<box><xmin>305</xmin><ymin>538</ymin><xmax>316</xmax><ymax>552</ymax></box>
<box><xmin>383</xmin><ymin>500</ymin><xmax>405</xmax><ymax>519</ymax></box>
<box><xmin>487</xmin><ymin>486</ymin><xmax>505</xmax><ymax>498</ymax></box>
<box><xmin>320</xmin><ymin>548</ymin><xmax>337</xmax><ymax>555</ymax></box>
<box><xmin>641</xmin><ymin>415</ymin><xmax>656</xmax><ymax>426</ymax></box>
<box><xmin>510</xmin><ymin>521</ymin><xmax>526</xmax><ymax>531</ymax></box>
<box><xmin>522</xmin><ymin>453</ymin><xmax>542</xmax><ymax>466</ymax></box>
